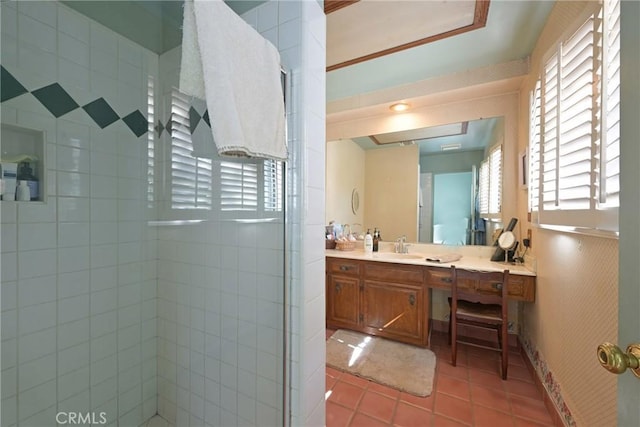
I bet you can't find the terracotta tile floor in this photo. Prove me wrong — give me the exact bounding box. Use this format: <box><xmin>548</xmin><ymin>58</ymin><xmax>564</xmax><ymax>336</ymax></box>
<box><xmin>325</xmin><ymin>330</ymin><xmax>554</xmax><ymax>427</ymax></box>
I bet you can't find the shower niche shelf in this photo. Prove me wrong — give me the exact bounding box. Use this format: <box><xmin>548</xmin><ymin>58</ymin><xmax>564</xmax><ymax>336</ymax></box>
<box><xmin>1</xmin><ymin>123</ymin><xmax>46</xmax><ymax>203</ymax></box>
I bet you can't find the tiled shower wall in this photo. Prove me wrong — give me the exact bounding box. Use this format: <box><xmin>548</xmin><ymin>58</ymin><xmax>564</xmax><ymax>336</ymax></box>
<box><xmin>1</xmin><ymin>2</ymin><xmax>158</xmax><ymax>426</ymax></box>
<box><xmin>154</xmin><ymin>43</ymin><xmax>287</xmax><ymax>425</ymax></box>
<box><xmin>153</xmin><ymin>1</ymin><xmax>327</xmax><ymax>425</ymax></box>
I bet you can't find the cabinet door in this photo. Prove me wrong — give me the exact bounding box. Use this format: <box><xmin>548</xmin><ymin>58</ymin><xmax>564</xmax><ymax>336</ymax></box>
<box><xmin>327</xmin><ymin>275</ymin><xmax>360</xmax><ymax>328</ymax></box>
<box><xmin>362</xmin><ymin>280</ymin><xmax>423</xmax><ymax>344</ymax></box>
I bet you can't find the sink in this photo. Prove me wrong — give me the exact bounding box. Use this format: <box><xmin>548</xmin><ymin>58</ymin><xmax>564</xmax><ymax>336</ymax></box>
<box><xmin>376</xmin><ymin>253</ymin><xmax>424</xmax><ymax>260</ymax></box>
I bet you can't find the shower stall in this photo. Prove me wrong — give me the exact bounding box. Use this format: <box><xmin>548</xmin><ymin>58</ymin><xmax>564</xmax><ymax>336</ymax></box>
<box><xmin>0</xmin><ymin>1</ymin><xmax>327</xmax><ymax>426</ymax></box>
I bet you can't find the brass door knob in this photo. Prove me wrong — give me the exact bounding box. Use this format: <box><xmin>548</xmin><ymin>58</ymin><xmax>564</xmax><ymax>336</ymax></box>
<box><xmin>597</xmin><ymin>342</ymin><xmax>640</xmax><ymax>378</ymax></box>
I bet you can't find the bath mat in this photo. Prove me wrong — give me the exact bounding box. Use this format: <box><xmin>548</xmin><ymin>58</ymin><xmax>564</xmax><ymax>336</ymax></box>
<box><xmin>326</xmin><ymin>329</ymin><xmax>436</xmax><ymax>397</ymax></box>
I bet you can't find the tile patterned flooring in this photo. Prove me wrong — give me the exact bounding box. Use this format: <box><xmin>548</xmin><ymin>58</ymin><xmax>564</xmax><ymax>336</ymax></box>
<box><xmin>325</xmin><ymin>330</ymin><xmax>554</xmax><ymax>427</ymax></box>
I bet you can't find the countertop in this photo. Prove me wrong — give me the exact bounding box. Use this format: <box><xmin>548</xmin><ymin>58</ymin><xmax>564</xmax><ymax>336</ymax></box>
<box><xmin>325</xmin><ymin>248</ymin><xmax>536</xmax><ymax>277</ymax></box>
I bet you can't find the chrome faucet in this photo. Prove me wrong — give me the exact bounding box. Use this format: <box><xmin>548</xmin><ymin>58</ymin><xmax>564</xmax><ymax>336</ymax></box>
<box><xmin>394</xmin><ymin>235</ymin><xmax>409</xmax><ymax>253</ymax></box>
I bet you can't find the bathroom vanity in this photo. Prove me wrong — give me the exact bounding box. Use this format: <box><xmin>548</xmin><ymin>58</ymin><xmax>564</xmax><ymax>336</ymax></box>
<box><xmin>325</xmin><ymin>250</ymin><xmax>536</xmax><ymax>347</ymax></box>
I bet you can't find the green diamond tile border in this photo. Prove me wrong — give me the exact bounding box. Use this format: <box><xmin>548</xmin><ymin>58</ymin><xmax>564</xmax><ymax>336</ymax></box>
<box><xmin>1</xmin><ymin>67</ymin><xmax>148</xmax><ymax>137</ymax></box>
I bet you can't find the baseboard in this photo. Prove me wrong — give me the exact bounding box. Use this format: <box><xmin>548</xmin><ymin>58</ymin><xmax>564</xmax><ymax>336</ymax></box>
<box><xmin>518</xmin><ymin>337</ymin><xmax>568</xmax><ymax>427</ymax></box>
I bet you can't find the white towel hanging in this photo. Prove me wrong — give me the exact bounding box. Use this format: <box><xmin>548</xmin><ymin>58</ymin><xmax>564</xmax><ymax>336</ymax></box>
<box><xmin>180</xmin><ymin>0</ymin><xmax>287</xmax><ymax>161</ymax></box>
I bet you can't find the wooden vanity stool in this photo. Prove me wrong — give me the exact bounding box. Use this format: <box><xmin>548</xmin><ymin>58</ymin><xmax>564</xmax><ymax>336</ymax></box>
<box><xmin>449</xmin><ymin>266</ymin><xmax>510</xmax><ymax>380</ymax></box>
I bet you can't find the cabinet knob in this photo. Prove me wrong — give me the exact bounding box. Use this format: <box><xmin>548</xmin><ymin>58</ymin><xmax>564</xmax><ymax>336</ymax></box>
<box><xmin>335</xmin><ymin>283</ymin><xmax>341</xmax><ymax>292</ymax></box>
<box><xmin>409</xmin><ymin>294</ymin><xmax>416</xmax><ymax>306</ymax></box>
<box><xmin>441</xmin><ymin>277</ymin><xmax>452</xmax><ymax>283</ymax></box>
<box><xmin>493</xmin><ymin>282</ymin><xmax>503</xmax><ymax>291</ymax></box>
<box><xmin>339</xmin><ymin>265</ymin><xmax>352</xmax><ymax>272</ymax></box>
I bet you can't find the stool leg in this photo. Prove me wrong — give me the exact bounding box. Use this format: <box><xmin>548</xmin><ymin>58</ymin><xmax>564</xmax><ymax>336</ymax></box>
<box><xmin>451</xmin><ymin>315</ymin><xmax>457</xmax><ymax>367</ymax></box>
<box><xmin>501</xmin><ymin>323</ymin><xmax>508</xmax><ymax>380</ymax></box>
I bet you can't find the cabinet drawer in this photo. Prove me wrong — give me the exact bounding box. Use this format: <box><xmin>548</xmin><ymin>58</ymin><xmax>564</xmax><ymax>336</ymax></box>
<box><xmin>364</xmin><ymin>262</ymin><xmax>424</xmax><ymax>284</ymax></box>
<box><xmin>326</xmin><ymin>258</ymin><xmax>360</xmax><ymax>276</ymax></box>
<box><xmin>425</xmin><ymin>267</ymin><xmax>475</xmax><ymax>291</ymax></box>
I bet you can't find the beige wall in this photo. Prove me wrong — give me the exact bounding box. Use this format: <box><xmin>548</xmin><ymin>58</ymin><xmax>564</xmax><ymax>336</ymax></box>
<box><xmin>518</xmin><ymin>2</ymin><xmax>618</xmax><ymax>425</ymax></box>
<box><xmin>364</xmin><ymin>145</ymin><xmax>419</xmax><ymax>242</ymax></box>
<box><xmin>325</xmin><ymin>139</ymin><xmax>366</xmax><ymax>230</ymax></box>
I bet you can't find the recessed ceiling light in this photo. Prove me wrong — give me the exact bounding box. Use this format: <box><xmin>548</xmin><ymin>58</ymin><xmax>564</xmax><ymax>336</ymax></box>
<box><xmin>441</xmin><ymin>143</ymin><xmax>461</xmax><ymax>151</ymax></box>
<box><xmin>389</xmin><ymin>102</ymin><xmax>410</xmax><ymax>112</ymax></box>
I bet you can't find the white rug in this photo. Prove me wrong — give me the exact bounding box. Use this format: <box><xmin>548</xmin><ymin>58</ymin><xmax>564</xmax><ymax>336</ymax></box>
<box><xmin>326</xmin><ymin>329</ymin><xmax>437</xmax><ymax>397</ymax></box>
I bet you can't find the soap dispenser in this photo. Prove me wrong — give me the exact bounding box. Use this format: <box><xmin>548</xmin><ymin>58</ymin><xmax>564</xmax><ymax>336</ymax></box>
<box><xmin>364</xmin><ymin>229</ymin><xmax>373</xmax><ymax>254</ymax></box>
<box><xmin>373</xmin><ymin>228</ymin><xmax>379</xmax><ymax>252</ymax></box>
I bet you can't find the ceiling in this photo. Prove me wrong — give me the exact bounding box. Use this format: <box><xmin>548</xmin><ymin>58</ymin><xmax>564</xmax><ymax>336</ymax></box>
<box><xmin>352</xmin><ymin>117</ymin><xmax>499</xmax><ymax>155</ymax></box>
<box><xmin>326</xmin><ymin>0</ymin><xmax>554</xmax><ymax>154</ymax></box>
<box><xmin>62</xmin><ymin>1</ymin><xmax>266</xmax><ymax>54</ymax></box>
<box><xmin>326</xmin><ymin>0</ymin><xmax>554</xmax><ymax>101</ymax></box>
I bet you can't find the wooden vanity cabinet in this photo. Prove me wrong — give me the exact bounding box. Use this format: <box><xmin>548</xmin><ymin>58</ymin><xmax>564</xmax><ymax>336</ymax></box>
<box><xmin>326</xmin><ymin>258</ymin><xmax>430</xmax><ymax>347</ymax></box>
<box><xmin>326</xmin><ymin>259</ymin><xmax>361</xmax><ymax>330</ymax></box>
<box><xmin>362</xmin><ymin>263</ymin><xmax>427</xmax><ymax>346</ymax></box>
<box><xmin>326</xmin><ymin>256</ymin><xmax>536</xmax><ymax>348</ymax></box>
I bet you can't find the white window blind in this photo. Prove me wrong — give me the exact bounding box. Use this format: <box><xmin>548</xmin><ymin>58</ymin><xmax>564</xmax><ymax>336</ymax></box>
<box><xmin>264</xmin><ymin>159</ymin><xmax>283</xmax><ymax>211</ymax></box>
<box><xmin>220</xmin><ymin>159</ymin><xmax>283</xmax><ymax>212</ymax></box>
<box><xmin>147</xmin><ymin>76</ymin><xmax>155</xmax><ymax>208</ymax></box>
<box><xmin>600</xmin><ymin>0</ymin><xmax>620</xmax><ymax>207</ymax></box>
<box><xmin>529</xmin><ymin>0</ymin><xmax>619</xmax><ymax>232</ymax></box>
<box><xmin>557</xmin><ymin>16</ymin><xmax>595</xmax><ymax>210</ymax></box>
<box><xmin>170</xmin><ymin>89</ymin><xmax>213</xmax><ymax>209</ymax></box>
<box><xmin>488</xmin><ymin>144</ymin><xmax>502</xmax><ymax>215</ymax></box>
<box><xmin>542</xmin><ymin>51</ymin><xmax>559</xmax><ymax>210</ymax></box>
<box><xmin>478</xmin><ymin>161</ymin><xmax>489</xmax><ymax>215</ymax></box>
<box><xmin>528</xmin><ymin>80</ymin><xmax>541</xmax><ymax>214</ymax></box>
<box><xmin>478</xmin><ymin>144</ymin><xmax>502</xmax><ymax>217</ymax></box>
<box><xmin>220</xmin><ymin>161</ymin><xmax>258</xmax><ymax>211</ymax></box>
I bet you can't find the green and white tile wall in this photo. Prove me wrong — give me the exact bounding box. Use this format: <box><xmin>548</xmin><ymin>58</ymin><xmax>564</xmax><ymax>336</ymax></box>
<box><xmin>1</xmin><ymin>2</ymin><xmax>158</xmax><ymax>426</ymax></box>
<box><xmin>1</xmin><ymin>1</ymin><xmax>327</xmax><ymax>426</ymax></box>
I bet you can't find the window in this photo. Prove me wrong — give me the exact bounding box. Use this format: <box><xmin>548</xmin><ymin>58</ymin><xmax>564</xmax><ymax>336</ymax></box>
<box><xmin>147</xmin><ymin>76</ymin><xmax>155</xmax><ymax>208</ymax></box>
<box><xmin>170</xmin><ymin>89</ymin><xmax>213</xmax><ymax>209</ymax></box>
<box><xmin>220</xmin><ymin>159</ymin><xmax>283</xmax><ymax>213</ymax></box>
<box><xmin>169</xmin><ymin>88</ymin><xmax>284</xmax><ymax>214</ymax></box>
<box><xmin>528</xmin><ymin>0</ymin><xmax>619</xmax><ymax>232</ymax></box>
<box><xmin>528</xmin><ymin>80</ymin><xmax>541</xmax><ymax>214</ymax></box>
<box><xmin>478</xmin><ymin>143</ymin><xmax>502</xmax><ymax>218</ymax></box>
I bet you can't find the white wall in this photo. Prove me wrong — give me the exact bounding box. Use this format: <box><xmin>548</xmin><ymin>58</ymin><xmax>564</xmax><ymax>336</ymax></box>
<box><xmin>1</xmin><ymin>2</ymin><xmax>157</xmax><ymax>426</ymax></box>
<box><xmin>364</xmin><ymin>145</ymin><xmax>419</xmax><ymax>242</ymax></box>
<box><xmin>325</xmin><ymin>139</ymin><xmax>365</xmax><ymax>229</ymax></box>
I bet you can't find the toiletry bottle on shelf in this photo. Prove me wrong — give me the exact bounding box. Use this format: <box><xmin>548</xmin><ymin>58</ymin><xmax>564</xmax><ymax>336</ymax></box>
<box><xmin>364</xmin><ymin>229</ymin><xmax>373</xmax><ymax>254</ymax></box>
<box><xmin>373</xmin><ymin>228</ymin><xmax>379</xmax><ymax>252</ymax></box>
<box><xmin>16</xmin><ymin>180</ymin><xmax>31</xmax><ymax>201</ymax></box>
<box><xmin>17</xmin><ymin>162</ymin><xmax>38</xmax><ymax>201</ymax></box>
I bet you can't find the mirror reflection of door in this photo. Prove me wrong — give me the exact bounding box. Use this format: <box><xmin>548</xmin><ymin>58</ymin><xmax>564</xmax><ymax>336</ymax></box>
<box><xmin>432</xmin><ymin>172</ymin><xmax>472</xmax><ymax>245</ymax></box>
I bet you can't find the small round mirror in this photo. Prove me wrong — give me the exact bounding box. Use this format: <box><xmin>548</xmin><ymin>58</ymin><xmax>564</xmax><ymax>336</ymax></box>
<box><xmin>498</xmin><ymin>231</ymin><xmax>516</xmax><ymax>250</ymax></box>
<box><xmin>351</xmin><ymin>189</ymin><xmax>359</xmax><ymax>214</ymax></box>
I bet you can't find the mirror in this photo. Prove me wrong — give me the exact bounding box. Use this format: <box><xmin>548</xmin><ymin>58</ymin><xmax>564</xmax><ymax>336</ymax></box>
<box><xmin>326</xmin><ymin>117</ymin><xmax>505</xmax><ymax>246</ymax></box>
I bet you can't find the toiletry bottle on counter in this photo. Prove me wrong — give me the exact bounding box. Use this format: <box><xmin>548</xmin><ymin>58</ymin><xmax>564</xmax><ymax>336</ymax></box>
<box><xmin>364</xmin><ymin>229</ymin><xmax>373</xmax><ymax>253</ymax></box>
<box><xmin>373</xmin><ymin>228</ymin><xmax>379</xmax><ymax>252</ymax></box>
<box><xmin>16</xmin><ymin>180</ymin><xmax>31</xmax><ymax>201</ymax></box>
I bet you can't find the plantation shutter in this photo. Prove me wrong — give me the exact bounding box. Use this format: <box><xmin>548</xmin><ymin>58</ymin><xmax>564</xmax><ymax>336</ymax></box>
<box><xmin>220</xmin><ymin>161</ymin><xmax>258</xmax><ymax>211</ymax></box>
<box><xmin>488</xmin><ymin>144</ymin><xmax>502</xmax><ymax>215</ymax></box>
<box><xmin>557</xmin><ymin>16</ymin><xmax>595</xmax><ymax>210</ymax></box>
<box><xmin>170</xmin><ymin>89</ymin><xmax>213</xmax><ymax>209</ymax></box>
<box><xmin>529</xmin><ymin>80</ymin><xmax>542</xmax><ymax>214</ymax></box>
<box><xmin>478</xmin><ymin>161</ymin><xmax>489</xmax><ymax>215</ymax></box>
<box><xmin>600</xmin><ymin>0</ymin><xmax>620</xmax><ymax>206</ymax></box>
<box><xmin>264</xmin><ymin>160</ymin><xmax>283</xmax><ymax>212</ymax></box>
<box><xmin>541</xmin><ymin>52</ymin><xmax>559</xmax><ymax>210</ymax></box>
